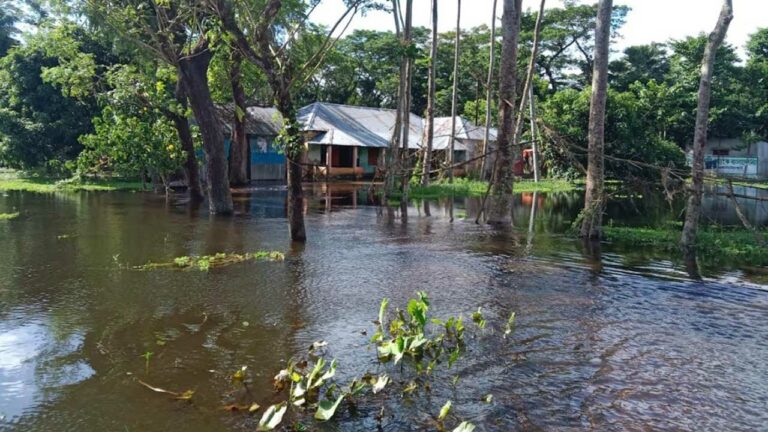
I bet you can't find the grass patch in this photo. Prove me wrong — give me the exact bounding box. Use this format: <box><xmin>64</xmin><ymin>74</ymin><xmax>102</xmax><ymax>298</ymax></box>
<box><xmin>604</xmin><ymin>226</ymin><xmax>768</xmax><ymax>266</ymax></box>
<box><xmin>402</xmin><ymin>178</ymin><xmax>576</xmax><ymax>199</ymax></box>
<box><xmin>135</xmin><ymin>251</ymin><xmax>285</xmax><ymax>271</ymax></box>
<box><xmin>0</xmin><ymin>170</ymin><xmax>144</xmax><ymax>193</ymax></box>
<box><xmin>0</xmin><ymin>212</ymin><xmax>20</xmax><ymax>220</ymax></box>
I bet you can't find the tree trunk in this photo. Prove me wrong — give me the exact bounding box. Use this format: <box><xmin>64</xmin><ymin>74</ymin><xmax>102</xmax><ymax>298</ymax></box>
<box><xmin>421</xmin><ymin>0</ymin><xmax>438</xmax><ymax>186</ymax></box>
<box><xmin>528</xmin><ymin>85</ymin><xmax>540</xmax><ymax>182</ymax></box>
<box><xmin>578</xmin><ymin>0</ymin><xmax>612</xmax><ymax>239</ymax></box>
<box><xmin>178</xmin><ymin>46</ymin><xmax>233</xmax><ymax>214</ymax></box>
<box><xmin>228</xmin><ymin>50</ymin><xmax>249</xmax><ymax>186</ymax></box>
<box><xmin>172</xmin><ymin>80</ymin><xmax>204</xmax><ymax>201</ymax></box>
<box><xmin>276</xmin><ymin>94</ymin><xmax>307</xmax><ymax>242</ymax></box>
<box><xmin>514</xmin><ymin>0</ymin><xmax>545</xmax><ymax>143</ymax></box>
<box><xmin>448</xmin><ymin>0</ymin><xmax>461</xmax><ymax>184</ymax></box>
<box><xmin>385</xmin><ymin>0</ymin><xmax>405</xmax><ymax>199</ymax></box>
<box><xmin>680</xmin><ymin>0</ymin><xmax>734</xmax><ymax>251</ymax></box>
<box><xmin>400</xmin><ymin>0</ymin><xmax>414</xmax><ymax>218</ymax></box>
<box><xmin>480</xmin><ymin>0</ymin><xmax>499</xmax><ymax>181</ymax></box>
<box><xmin>486</xmin><ymin>0</ymin><xmax>522</xmax><ymax>225</ymax></box>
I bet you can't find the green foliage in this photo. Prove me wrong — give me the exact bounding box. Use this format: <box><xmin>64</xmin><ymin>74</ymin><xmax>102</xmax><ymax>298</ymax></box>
<box><xmin>604</xmin><ymin>226</ymin><xmax>768</xmax><ymax>267</ymax></box>
<box><xmin>540</xmin><ymin>86</ymin><xmax>686</xmax><ymax>180</ymax></box>
<box><xmin>0</xmin><ymin>26</ymin><xmax>102</xmax><ymax>169</ymax></box>
<box><xmin>77</xmin><ymin>104</ymin><xmax>183</xmax><ymax>182</ymax></box>
<box><xmin>405</xmin><ymin>178</ymin><xmax>576</xmax><ymax>199</ymax></box>
<box><xmin>0</xmin><ymin>170</ymin><xmax>144</xmax><ymax>193</ymax></box>
<box><xmin>0</xmin><ymin>211</ymin><xmax>19</xmax><ymax>220</ymax></box>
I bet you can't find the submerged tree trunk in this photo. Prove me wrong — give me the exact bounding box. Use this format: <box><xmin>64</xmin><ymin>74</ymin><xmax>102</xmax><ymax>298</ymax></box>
<box><xmin>228</xmin><ymin>50</ymin><xmax>249</xmax><ymax>186</ymax></box>
<box><xmin>680</xmin><ymin>0</ymin><xmax>734</xmax><ymax>251</ymax></box>
<box><xmin>578</xmin><ymin>0</ymin><xmax>612</xmax><ymax>239</ymax></box>
<box><xmin>448</xmin><ymin>0</ymin><xmax>461</xmax><ymax>184</ymax></box>
<box><xmin>515</xmin><ymin>0</ymin><xmax>545</xmax><ymax>184</ymax></box>
<box><xmin>275</xmin><ymin>92</ymin><xmax>307</xmax><ymax>242</ymax></box>
<box><xmin>178</xmin><ymin>44</ymin><xmax>233</xmax><ymax>214</ymax></box>
<box><xmin>172</xmin><ymin>80</ymin><xmax>203</xmax><ymax>201</ymax></box>
<box><xmin>385</xmin><ymin>0</ymin><xmax>405</xmax><ymax>198</ymax></box>
<box><xmin>480</xmin><ymin>0</ymin><xmax>498</xmax><ymax>181</ymax></box>
<box><xmin>400</xmin><ymin>0</ymin><xmax>414</xmax><ymax>218</ymax></box>
<box><xmin>421</xmin><ymin>0</ymin><xmax>438</xmax><ymax>186</ymax></box>
<box><xmin>486</xmin><ymin>0</ymin><xmax>522</xmax><ymax>225</ymax></box>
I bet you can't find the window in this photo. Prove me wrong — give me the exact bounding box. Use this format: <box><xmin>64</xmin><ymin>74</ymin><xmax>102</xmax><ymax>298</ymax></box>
<box><xmin>712</xmin><ymin>149</ymin><xmax>729</xmax><ymax>156</ymax></box>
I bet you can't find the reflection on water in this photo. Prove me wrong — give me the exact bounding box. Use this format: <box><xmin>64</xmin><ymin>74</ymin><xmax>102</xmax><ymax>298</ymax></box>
<box><xmin>0</xmin><ymin>183</ymin><xmax>766</xmax><ymax>431</ymax></box>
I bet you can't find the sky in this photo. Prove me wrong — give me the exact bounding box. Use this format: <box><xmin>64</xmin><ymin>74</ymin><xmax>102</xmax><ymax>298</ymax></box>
<box><xmin>312</xmin><ymin>0</ymin><xmax>765</xmax><ymax>58</ymax></box>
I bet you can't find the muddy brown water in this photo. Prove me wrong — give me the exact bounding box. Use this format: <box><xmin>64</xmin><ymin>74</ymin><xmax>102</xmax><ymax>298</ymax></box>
<box><xmin>0</xmin><ymin>183</ymin><xmax>767</xmax><ymax>431</ymax></box>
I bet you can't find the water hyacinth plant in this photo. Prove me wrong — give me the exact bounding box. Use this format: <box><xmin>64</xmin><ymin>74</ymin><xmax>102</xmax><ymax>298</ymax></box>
<box><xmin>135</xmin><ymin>251</ymin><xmax>285</xmax><ymax>271</ymax></box>
<box><xmin>0</xmin><ymin>212</ymin><xmax>19</xmax><ymax>220</ymax></box>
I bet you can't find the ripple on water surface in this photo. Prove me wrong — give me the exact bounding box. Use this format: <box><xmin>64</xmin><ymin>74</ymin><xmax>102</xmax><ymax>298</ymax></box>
<box><xmin>0</xmin><ymin>188</ymin><xmax>766</xmax><ymax>431</ymax></box>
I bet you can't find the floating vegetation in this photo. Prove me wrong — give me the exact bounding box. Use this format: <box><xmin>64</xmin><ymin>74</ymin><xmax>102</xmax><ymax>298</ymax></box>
<box><xmin>0</xmin><ymin>212</ymin><xmax>19</xmax><ymax>220</ymax></box>
<box><xmin>131</xmin><ymin>293</ymin><xmax>512</xmax><ymax>431</ymax></box>
<box><xmin>135</xmin><ymin>251</ymin><xmax>285</xmax><ymax>271</ymax></box>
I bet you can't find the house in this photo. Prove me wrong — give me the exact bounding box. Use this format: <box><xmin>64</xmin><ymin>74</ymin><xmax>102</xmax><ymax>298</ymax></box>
<box><xmin>213</xmin><ymin>102</ymin><xmax>501</xmax><ymax>182</ymax></box>
<box><xmin>217</xmin><ymin>105</ymin><xmax>286</xmax><ymax>181</ymax></box>
<box><xmin>689</xmin><ymin>137</ymin><xmax>768</xmax><ymax>179</ymax></box>
<box><xmin>432</xmin><ymin>116</ymin><xmax>497</xmax><ymax>176</ymax></box>
<box><xmin>297</xmin><ymin>102</ymin><xmax>423</xmax><ymax>179</ymax></box>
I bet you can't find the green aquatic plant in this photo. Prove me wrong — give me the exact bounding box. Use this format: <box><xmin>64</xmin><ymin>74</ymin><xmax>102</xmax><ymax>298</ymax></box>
<box><xmin>257</xmin><ymin>402</ymin><xmax>288</xmax><ymax>431</ymax></box>
<box><xmin>135</xmin><ymin>251</ymin><xmax>285</xmax><ymax>271</ymax></box>
<box><xmin>453</xmin><ymin>421</ymin><xmax>476</xmax><ymax>432</ymax></box>
<box><xmin>154</xmin><ymin>293</ymin><xmax>517</xmax><ymax>429</ymax></box>
<box><xmin>141</xmin><ymin>351</ymin><xmax>153</xmax><ymax>374</ymax></box>
<box><xmin>0</xmin><ymin>212</ymin><xmax>19</xmax><ymax>220</ymax></box>
<box><xmin>504</xmin><ymin>312</ymin><xmax>516</xmax><ymax>338</ymax></box>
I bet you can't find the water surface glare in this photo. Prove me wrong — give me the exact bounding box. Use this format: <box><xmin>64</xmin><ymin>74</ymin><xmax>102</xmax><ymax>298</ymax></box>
<box><xmin>0</xmin><ymin>185</ymin><xmax>767</xmax><ymax>431</ymax></box>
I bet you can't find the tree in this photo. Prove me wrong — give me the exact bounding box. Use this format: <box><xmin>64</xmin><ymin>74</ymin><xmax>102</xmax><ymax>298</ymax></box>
<box><xmin>421</xmin><ymin>0</ymin><xmax>438</xmax><ymax>186</ymax></box>
<box><xmin>681</xmin><ymin>0</ymin><xmax>734</xmax><ymax>253</ymax></box>
<box><xmin>536</xmin><ymin>3</ymin><xmax>628</xmax><ymax>91</ymax></box>
<box><xmin>486</xmin><ymin>0</ymin><xmax>522</xmax><ymax>225</ymax></box>
<box><xmin>745</xmin><ymin>28</ymin><xmax>768</xmax><ymax>139</ymax></box>
<box><xmin>0</xmin><ymin>0</ymin><xmax>19</xmax><ymax>57</ymax></box>
<box><xmin>0</xmin><ymin>23</ymin><xmax>103</xmax><ymax>170</ymax></box>
<box><xmin>579</xmin><ymin>0</ymin><xmax>612</xmax><ymax>239</ymax></box>
<box><xmin>35</xmin><ymin>18</ymin><xmax>204</xmax><ymax>199</ymax></box>
<box><xmin>609</xmin><ymin>43</ymin><xmax>670</xmax><ymax>91</ymax></box>
<box><xmin>85</xmin><ymin>0</ymin><xmax>233</xmax><ymax>213</ymax></box>
<box><xmin>213</xmin><ymin>0</ymin><xmax>370</xmax><ymax>241</ymax></box>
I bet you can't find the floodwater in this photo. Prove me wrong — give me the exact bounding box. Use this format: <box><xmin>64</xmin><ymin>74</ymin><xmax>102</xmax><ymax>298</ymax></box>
<box><xmin>0</xmin><ymin>183</ymin><xmax>766</xmax><ymax>431</ymax></box>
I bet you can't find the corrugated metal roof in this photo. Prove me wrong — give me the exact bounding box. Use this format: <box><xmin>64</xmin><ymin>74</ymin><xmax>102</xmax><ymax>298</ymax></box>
<box><xmin>297</xmin><ymin>102</ymin><xmax>423</xmax><ymax>149</ymax></box>
<box><xmin>217</xmin><ymin>105</ymin><xmax>283</xmax><ymax>136</ymax></box>
<box><xmin>432</xmin><ymin>116</ymin><xmax>497</xmax><ymax>151</ymax></box>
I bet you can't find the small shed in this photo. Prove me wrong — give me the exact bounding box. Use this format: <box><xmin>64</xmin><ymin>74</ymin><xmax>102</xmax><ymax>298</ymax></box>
<box><xmin>432</xmin><ymin>116</ymin><xmax>497</xmax><ymax>175</ymax></box>
<box><xmin>218</xmin><ymin>105</ymin><xmax>285</xmax><ymax>181</ymax></box>
<box><xmin>687</xmin><ymin>138</ymin><xmax>768</xmax><ymax>179</ymax></box>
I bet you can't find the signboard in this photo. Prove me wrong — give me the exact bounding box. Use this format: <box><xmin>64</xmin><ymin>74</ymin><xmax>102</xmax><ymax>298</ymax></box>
<box><xmin>686</xmin><ymin>155</ymin><xmax>759</xmax><ymax>177</ymax></box>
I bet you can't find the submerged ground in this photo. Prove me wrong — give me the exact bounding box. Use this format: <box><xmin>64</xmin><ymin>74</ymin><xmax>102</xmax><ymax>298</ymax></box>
<box><xmin>0</xmin><ymin>183</ymin><xmax>767</xmax><ymax>431</ymax></box>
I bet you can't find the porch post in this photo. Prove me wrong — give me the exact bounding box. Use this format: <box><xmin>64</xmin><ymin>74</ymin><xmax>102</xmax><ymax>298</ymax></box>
<box><xmin>327</xmin><ymin>145</ymin><xmax>333</xmax><ymax>180</ymax></box>
<box><xmin>353</xmin><ymin>146</ymin><xmax>359</xmax><ymax>178</ymax></box>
